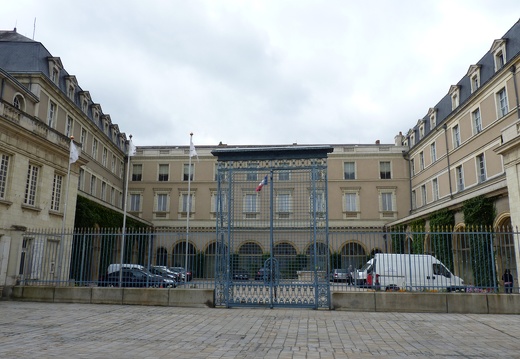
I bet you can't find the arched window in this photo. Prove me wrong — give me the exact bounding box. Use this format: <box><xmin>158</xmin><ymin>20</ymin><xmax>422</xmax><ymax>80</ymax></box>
<box><xmin>13</xmin><ymin>94</ymin><xmax>25</xmax><ymax>111</ymax></box>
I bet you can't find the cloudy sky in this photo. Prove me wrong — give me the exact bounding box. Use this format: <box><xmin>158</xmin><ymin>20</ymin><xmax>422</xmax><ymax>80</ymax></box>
<box><xmin>2</xmin><ymin>1</ymin><xmax>520</xmax><ymax>147</ymax></box>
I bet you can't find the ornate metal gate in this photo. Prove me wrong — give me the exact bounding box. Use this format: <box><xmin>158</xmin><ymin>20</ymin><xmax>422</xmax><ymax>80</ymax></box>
<box><xmin>212</xmin><ymin>146</ymin><xmax>333</xmax><ymax>308</ymax></box>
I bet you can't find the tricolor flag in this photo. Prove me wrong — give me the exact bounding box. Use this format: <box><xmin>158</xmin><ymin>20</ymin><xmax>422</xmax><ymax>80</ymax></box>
<box><xmin>69</xmin><ymin>141</ymin><xmax>80</xmax><ymax>164</ymax></box>
<box><xmin>256</xmin><ymin>175</ymin><xmax>268</xmax><ymax>192</ymax></box>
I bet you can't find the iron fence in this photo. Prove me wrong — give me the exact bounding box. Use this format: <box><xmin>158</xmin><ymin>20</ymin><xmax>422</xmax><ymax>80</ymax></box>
<box><xmin>18</xmin><ymin>226</ymin><xmax>519</xmax><ymax>293</ymax></box>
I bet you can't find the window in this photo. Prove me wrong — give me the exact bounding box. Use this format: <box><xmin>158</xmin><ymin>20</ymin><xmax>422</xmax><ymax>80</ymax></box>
<box><xmin>419</xmin><ymin>125</ymin><xmax>425</xmax><ymax>140</ymax></box>
<box><xmin>0</xmin><ymin>154</ymin><xmax>10</xmax><ymax>199</ymax></box>
<box><xmin>471</xmin><ymin>74</ymin><xmax>479</xmax><ymax>92</ymax></box>
<box><xmin>477</xmin><ymin>154</ymin><xmax>486</xmax><ymax>183</ymax></box>
<box><xmin>158</xmin><ymin>164</ymin><xmax>169</xmax><ymax>181</ymax></box>
<box><xmin>472</xmin><ymin>108</ymin><xmax>482</xmax><ymax>134</ymax></box>
<box><xmin>132</xmin><ymin>164</ymin><xmax>142</xmax><ymax>181</ymax></box>
<box><xmin>90</xmin><ymin>176</ymin><xmax>97</xmax><ymax>196</ymax></box>
<box><xmin>211</xmin><ymin>191</ymin><xmax>227</xmax><ymax>213</ymax></box>
<box><xmin>50</xmin><ymin>173</ymin><xmax>63</xmax><ymax>211</ymax></box>
<box><xmin>48</xmin><ymin>101</ymin><xmax>57</xmax><ymax>128</ymax></box>
<box><xmin>101</xmin><ymin>182</ymin><xmax>107</xmax><ymax>201</ymax></box>
<box><xmin>181</xmin><ymin>193</ymin><xmax>194</xmax><ymax>212</ymax></box>
<box><xmin>432</xmin><ymin>178</ymin><xmax>439</xmax><ymax>201</ymax></box>
<box><xmin>24</xmin><ymin>164</ymin><xmax>39</xmax><ymax>206</ymax></box>
<box><xmin>428</xmin><ymin>108</ymin><xmax>437</xmax><ymax>129</ymax></box>
<box><xmin>421</xmin><ymin>185</ymin><xmax>427</xmax><ymax>207</ymax></box>
<box><xmin>276</xmin><ymin>193</ymin><xmax>292</xmax><ymax>213</ymax></box>
<box><xmin>183</xmin><ymin>164</ymin><xmax>194</xmax><ymax>181</ymax></box>
<box><xmin>247</xmin><ymin>172</ymin><xmax>258</xmax><ymax>181</ymax></box>
<box><xmin>380</xmin><ymin>161</ymin><xmax>391</xmax><ymax>179</ymax></box>
<box><xmin>80</xmin><ymin>128</ymin><xmax>87</xmax><ymax>145</ymax></box>
<box><xmin>66</xmin><ymin>116</ymin><xmax>73</xmax><ymax>137</ymax></box>
<box><xmin>410</xmin><ymin>134</ymin><xmax>415</xmax><ymax>146</ymax></box>
<box><xmin>157</xmin><ymin>193</ymin><xmax>168</xmax><ymax>212</ymax></box>
<box><xmin>13</xmin><ymin>94</ymin><xmax>25</xmax><ymax>111</ymax></box>
<box><xmin>78</xmin><ymin>168</ymin><xmax>84</xmax><ymax>190</ymax></box>
<box><xmin>497</xmin><ymin>88</ymin><xmax>508</xmax><ymax>117</ymax></box>
<box><xmin>244</xmin><ymin>193</ymin><xmax>258</xmax><ymax>213</ymax></box>
<box><xmin>278</xmin><ymin>170</ymin><xmax>290</xmax><ymax>181</ymax></box>
<box><xmin>344</xmin><ymin>162</ymin><xmax>355</xmax><ymax>180</ymax></box>
<box><xmin>381</xmin><ymin>192</ymin><xmax>393</xmax><ymax>211</ymax></box>
<box><xmin>430</xmin><ymin>142</ymin><xmax>437</xmax><ymax>163</ymax></box>
<box><xmin>102</xmin><ymin>148</ymin><xmax>108</xmax><ymax>167</ymax></box>
<box><xmin>111</xmin><ymin>155</ymin><xmax>116</xmax><ymax>173</ymax></box>
<box><xmin>51</xmin><ymin>68</ymin><xmax>58</xmax><ymax>83</ymax></box>
<box><xmin>130</xmin><ymin>193</ymin><xmax>141</xmax><ymax>212</ymax></box>
<box><xmin>344</xmin><ymin>192</ymin><xmax>357</xmax><ymax>212</ymax></box>
<box><xmin>410</xmin><ymin>158</ymin><xmax>415</xmax><ymax>176</ymax></box>
<box><xmin>68</xmin><ymin>85</ymin><xmax>75</xmax><ymax>99</ymax></box>
<box><xmin>314</xmin><ymin>190</ymin><xmax>326</xmax><ymax>213</ymax></box>
<box><xmin>92</xmin><ymin>138</ymin><xmax>98</xmax><ymax>160</ymax></box>
<box><xmin>110</xmin><ymin>187</ymin><xmax>115</xmax><ymax>205</ymax></box>
<box><xmin>419</xmin><ymin>152</ymin><xmax>425</xmax><ymax>170</ymax></box>
<box><xmin>453</xmin><ymin>125</ymin><xmax>461</xmax><ymax>148</ymax></box>
<box><xmin>456</xmin><ymin>165</ymin><xmax>464</xmax><ymax>191</ymax></box>
<box><xmin>411</xmin><ymin>190</ymin><xmax>417</xmax><ymax>210</ymax></box>
<box><xmin>451</xmin><ymin>93</ymin><xmax>459</xmax><ymax>110</ymax></box>
<box><xmin>495</xmin><ymin>50</ymin><xmax>505</xmax><ymax>71</ymax></box>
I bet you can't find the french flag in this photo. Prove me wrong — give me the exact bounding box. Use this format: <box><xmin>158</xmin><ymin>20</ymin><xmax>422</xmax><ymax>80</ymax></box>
<box><xmin>256</xmin><ymin>175</ymin><xmax>268</xmax><ymax>192</ymax></box>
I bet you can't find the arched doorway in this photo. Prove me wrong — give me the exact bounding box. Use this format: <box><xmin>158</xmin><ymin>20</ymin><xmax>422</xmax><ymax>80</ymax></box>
<box><xmin>340</xmin><ymin>242</ymin><xmax>366</xmax><ymax>270</ymax></box>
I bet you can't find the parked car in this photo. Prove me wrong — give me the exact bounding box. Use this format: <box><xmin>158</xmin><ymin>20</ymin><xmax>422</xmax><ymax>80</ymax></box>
<box><xmin>149</xmin><ymin>266</ymin><xmax>181</xmax><ymax>282</ymax></box>
<box><xmin>98</xmin><ymin>268</ymin><xmax>176</xmax><ymax>288</ymax></box>
<box><xmin>329</xmin><ymin>268</ymin><xmax>352</xmax><ymax>284</ymax></box>
<box><xmin>169</xmin><ymin>267</ymin><xmax>193</xmax><ymax>282</ymax></box>
<box><xmin>232</xmin><ymin>269</ymin><xmax>249</xmax><ymax>281</ymax></box>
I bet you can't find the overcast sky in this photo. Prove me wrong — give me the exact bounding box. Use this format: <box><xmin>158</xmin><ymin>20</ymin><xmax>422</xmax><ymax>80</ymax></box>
<box><xmin>2</xmin><ymin>1</ymin><xmax>520</xmax><ymax>147</ymax></box>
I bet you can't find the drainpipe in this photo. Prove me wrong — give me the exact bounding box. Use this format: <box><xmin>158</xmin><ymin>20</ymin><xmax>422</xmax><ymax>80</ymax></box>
<box><xmin>443</xmin><ymin>124</ymin><xmax>454</xmax><ymax>199</ymax></box>
<box><xmin>511</xmin><ymin>65</ymin><xmax>520</xmax><ymax>119</ymax></box>
<box><xmin>0</xmin><ymin>77</ymin><xmax>5</xmax><ymax>100</ymax></box>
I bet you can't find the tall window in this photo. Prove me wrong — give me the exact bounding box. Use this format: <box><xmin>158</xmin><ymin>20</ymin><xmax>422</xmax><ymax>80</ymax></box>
<box><xmin>0</xmin><ymin>154</ymin><xmax>9</xmax><ymax>199</ymax></box>
<box><xmin>102</xmin><ymin>148</ymin><xmax>108</xmax><ymax>167</ymax></box>
<box><xmin>344</xmin><ymin>162</ymin><xmax>355</xmax><ymax>180</ymax></box>
<box><xmin>498</xmin><ymin>88</ymin><xmax>508</xmax><ymax>117</ymax></box>
<box><xmin>92</xmin><ymin>138</ymin><xmax>98</xmax><ymax>160</ymax></box>
<box><xmin>48</xmin><ymin>101</ymin><xmax>57</xmax><ymax>128</ymax></box>
<box><xmin>276</xmin><ymin>193</ymin><xmax>291</xmax><ymax>213</ymax></box>
<box><xmin>471</xmin><ymin>74</ymin><xmax>480</xmax><ymax>93</ymax></box>
<box><xmin>477</xmin><ymin>154</ymin><xmax>486</xmax><ymax>183</ymax></box>
<box><xmin>101</xmin><ymin>182</ymin><xmax>107</xmax><ymax>201</ymax></box>
<box><xmin>157</xmin><ymin>193</ymin><xmax>168</xmax><ymax>212</ymax></box>
<box><xmin>183</xmin><ymin>164</ymin><xmax>194</xmax><ymax>181</ymax></box>
<box><xmin>244</xmin><ymin>193</ymin><xmax>258</xmax><ymax>213</ymax></box>
<box><xmin>24</xmin><ymin>164</ymin><xmax>39</xmax><ymax>206</ymax></box>
<box><xmin>80</xmin><ymin>128</ymin><xmax>87</xmax><ymax>145</ymax></box>
<box><xmin>456</xmin><ymin>165</ymin><xmax>464</xmax><ymax>191</ymax></box>
<box><xmin>66</xmin><ymin>116</ymin><xmax>73</xmax><ymax>137</ymax></box>
<box><xmin>411</xmin><ymin>190</ymin><xmax>416</xmax><ymax>210</ymax></box>
<box><xmin>472</xmin><ymin>108</ymin><xmax>482</xmax><ymax>134</ymax></box>
<box><xmin>381</xmin><ymin>192</ymin><xmax>393</xmax><ymax>211</ymax></box>
<box><xmin>278</xmin><ymin>170</ymin><xmax>290</xmax><ymax>181</ymax></box>
<box><xmin>453</xmin><ymin>125</ymin><xmax>461</xmax><ymax>148</ymax></box>
<box><xmin>419</xmin><ymin>152</ymin><xmax>425</xmax><ymax>170</ymax></box>
<box><xmin>421</xmin><ymin>185</ymin><xmax>427</xmax><ymax>207</ymax></box>
<box><xmin>111</xmin><ymin>155</ymin><xmax>116</xmax><ymax>173</ymax></box>
<box><xmin>410</xmin><ymin>158</ymin><xmax>415</xmax><ymax>176</ymax></box>
<box><xmin>110</xmin><ymin>187</ymin><xmax>115</xmax><ymax>205</ymax></box>
<box><xmin>158</xmin><ymin>164</ymin><xmax>169</xmax><ymax>181</ymax></box>
<box><xmin>432</xmin><ymin>178</ymin><xmax>439</xmax><ymax>201</ymax></box>
<box><xmin>181</xmin><ymin>193</ymin><xmax>194</xmax><ymax>212</ymax></box>
<box><xmin>130</xmin><ymin>193</ymin><xmax>140</xmax><ymax>212</ymax></box>
<box><xmin>344</xmin><ymin>192</ymin><xmax>357</xmax><ymax>212</ymax></box>
<box><xmin>379</xmin><ymin>161</ymin><xmax>391</xmax><ymax>179</ymax></box>
<box><xmin>430</xmin><ymin>142</ymin><xmax>437</xmax><ymax>163</ymax></box>
<box><xmin>78</xmin><ymin>168</ymin><xmax>84</xmax><ymax>190</ymax></box>
<box><xmin>314</xmin><ymin>190</ymin><xmax>326</xmax><ymax>213</ymax></box>
<box><xmin>131</xmin><ymin>164</ymin><xmax>142</xmax><ymax>181</ymax></box>
<box><xmin>90</xmin><ymin>176</ymin><xmax>97</xmax><ymax>196</ymax></box>
<box><xmin>50</xmin><ymin>173</ymin><xmax>63</xmax><ymax>211</ymax></box>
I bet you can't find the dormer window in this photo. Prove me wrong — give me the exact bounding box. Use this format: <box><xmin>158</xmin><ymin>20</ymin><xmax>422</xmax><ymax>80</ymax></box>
<box><xmin>419</xmin><ymin>125</ymin><xmax>425</xmax><ymax>140</ymax></box>
<box><xmin>47</xmin><ymin>57</ymin><xmax>63</xmax><ymax>85</ymax></box>
<box><xmin>82</xmin><ymin>100</ymin><xmax>88</xmax><ymax>113</ymax></box>
<box><xmin>449</xmin><ymin>85</ymin><xmax>460</xmax><ymax>110</ymax></box>
<box><xmin>52</xmin><ymin>68</ymin><xmax>58</xmax><ymax>83</ymax></box>
<box><xmin>491</xmin><ymin>39</ymin><xmax>507</xmax><ymax>72</ymax></box>
<box><xmin>428</xmin><ymin>108</ymin><xmax>437</xmax><ymax>129</ymax></box>
<box><xmin>467</xmin><ymin>65</ymin><xmax>481</xmax><ymax>93</ymax></box>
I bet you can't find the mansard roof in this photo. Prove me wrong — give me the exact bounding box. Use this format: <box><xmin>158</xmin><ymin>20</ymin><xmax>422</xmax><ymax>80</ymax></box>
<box><xmin>405</xmin><ymin>18</ymin><xmax>520</xmax><ymax>148</ymax></box>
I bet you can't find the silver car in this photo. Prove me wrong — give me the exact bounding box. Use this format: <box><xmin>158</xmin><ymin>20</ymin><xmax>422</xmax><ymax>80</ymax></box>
<box><xmin>329</xmin><ymin>269</ymin><xmax>352</xmax><ymax>283</ymax></box>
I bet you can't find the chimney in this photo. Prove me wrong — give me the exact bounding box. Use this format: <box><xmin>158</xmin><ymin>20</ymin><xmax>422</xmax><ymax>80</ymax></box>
<box><xmin>394</xmin><ymin>131</ymin><xmax>405</xmax><ymax>146</ymax></box>
<box><xmin>375</xmin><ymin>140</ymin><xmax>380</xmax><ymax>145</ymax></box>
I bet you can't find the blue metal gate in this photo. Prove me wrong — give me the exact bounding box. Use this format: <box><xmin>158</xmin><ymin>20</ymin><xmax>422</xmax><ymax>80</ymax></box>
<box><xmin>212</xmin><ymin>146</ymin><xmax>333</xmax><ymax>308</ymax></box>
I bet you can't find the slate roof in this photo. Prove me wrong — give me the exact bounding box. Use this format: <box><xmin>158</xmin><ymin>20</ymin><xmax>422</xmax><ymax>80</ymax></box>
<box><xmin>406</xmin><ymin>18</ymin><xmax>520</xmax><ymax>149</ymax></box>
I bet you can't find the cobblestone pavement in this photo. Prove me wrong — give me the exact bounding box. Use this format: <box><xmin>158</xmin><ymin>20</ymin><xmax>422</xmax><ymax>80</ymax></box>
<box><xmin>1</xmin><ymin>301</ymin><xmax>520</xmax><ymax>358</ymax></box>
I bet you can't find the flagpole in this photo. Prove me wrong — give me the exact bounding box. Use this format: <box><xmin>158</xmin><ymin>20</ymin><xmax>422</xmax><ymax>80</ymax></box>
<box><xmin>185</xmin><ymin>133</ymin><xmax>194</xmax><ymax>285</ymax></box>
<box><xmin>120</xmin><ymin>134</ymin><xmax>132</xmax><ymax>287</ymax></box>
<box><xmin>57</xmin><ymin>136</ymin><xmax>75</xmax><ymax>283</ymax></box>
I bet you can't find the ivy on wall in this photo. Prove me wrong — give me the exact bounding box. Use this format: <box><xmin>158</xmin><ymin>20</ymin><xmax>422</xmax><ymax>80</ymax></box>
<box><xmin>462</xmin><ymin>195</ymin><xmax>496</xmax><ymax>288</ymax></box>
<box><xmin>74</xmin><ymin>195</ymin><xmax>149</xmax><ymax>229</ymax></box>
<box><xmin>409</xmin><ymin>218</ymin><xmax>425</xmax><ymax>254</ymax></box>
<box><xmin>429</xmin><ymin>209</ymin><xmax>455</xmax><ymax>271</ymax></box>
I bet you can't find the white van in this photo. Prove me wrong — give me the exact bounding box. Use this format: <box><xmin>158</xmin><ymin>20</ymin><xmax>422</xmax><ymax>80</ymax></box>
<box><xmin>355</xmin><ymin>253</ymin><xmax>465</xmax><ymax>291</ymax></box>
<box><xmin>106</xmin><ymin>263</ymin><xmax>144</xmax><ymax>274</ymax></box>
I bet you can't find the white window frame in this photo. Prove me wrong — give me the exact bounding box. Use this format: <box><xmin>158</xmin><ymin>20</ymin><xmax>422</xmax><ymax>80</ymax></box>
<box><xmin>380</xmin><ymin>190</ymin><xmax>394</xmax><ymax>212</ymax></box>
<box><xmin>90</xmin><ymin>176</ymin><xmax>97</xmax><ymax>196</ymax></box>
<box><xmin>276</xmin><ymin>192</ymin><xmax>292</xmax><ymax>213</ymax></box>
<box><xmin>183</xmin><ymin>164</ymin><xmax>194</xmax><ymax>181</ymax></box>
<box><xmin>129</xmin><ymin>193</ymin><xmax>141</xmax><ymax>212</ymax></box>
<box><xmin>430</xmin><ymin>142</ymin><xmax>437</xmax><ymax>163</ymax></box>
<box><xmin>92</xmin><ymin>138</ymin><xmax>98</xmax><ymax>160</ymax></box>
<box><xmin>102</xmin><ymin>148</ymin><xmax>108</xmax><ymax>167</ymax></box>
<box><xmin>419</xmin><ymin>152</ymin><xmax>425</xmax><ymax>171</ymax></box>
<box><xmin>472</xmin><ymin>108</ymin><xmax>482</xmax><ymax>134</ymax></box>
<box><xmin>50</xmin><ymin>173</ymin><xmax>63</xmax><ymax>211</ymax></box>
<box><xmin>66</xmin><ymin>116</ymin><xmax>73</xmax><ymax>137</ymax></box>
<box><xmin>158</xmin><ymin>164</ymin><xmax>169</xmax><ymax>182</ymax></box>
<box><xmin>343</xmin><ymin>162</ymin><xmax>356</xmax><ymax>180</ymax></box>
<box><xmin>132</xmin><ymin>164</ymin><xmax>143</xmax><ymax>181</ymax></box>
<box><xmin>155</xmin><ymin>192</ymin><xmax>169</xmax><ymax>212</ymax></box>
<box><xmin>421</xmin><ymin>185</ymin><xmax>427</xmax><ymax>207</ymax></box>
<box><xmin>453</xmin><ymin>125</ymin><xmax>461</xmax><ymax>148</ymax></box>
<box><xmin>379</xmin><ymin>161</ymin><xmax>391</xmax><ymax>179</ymax></box>
<box><xmin>497</xmin><ymin>88</ymin><xmax>509</xmax><ymax>118</ymax></box>
<box><xmin>48</xmin><ymin>101</ymin><xmax>57</xmax><ymax>128</ymax></box>
<box><xmin>24</xmin><ymin>163</ymin><xmax>40</xmax><ymax>206</ymax></box>
<box><xmin>0</xmin><ymin>153</ymin><xmax>10</xmax><ymax>199</ymax></box>
<box><xmin>180</xmin><ymin>192</ymin><xmax>195</xmax><ymax>213</ymax></box>
<box><xmin>456</xmin><ymin>165</ymin><xmax>464</xmax><ymax>192</ymax></box>
<box><xmin>477</xmin><ymin>153</ymin><xmax>486</xmax><ymax>183</ymax></box>
<box><xmin>432</xmin><ymin>178</ymin><xmax>439</xmax><ymax>201</ymax></box>
<box><xmin>342</xmin><ymin>191</ymin><xmax>359</xmax><ymax>212</ymax></box>
<box><xmin>243</xmin><ymin>193</ymin><xmax>258</xmax><ymax>213</ymax></box>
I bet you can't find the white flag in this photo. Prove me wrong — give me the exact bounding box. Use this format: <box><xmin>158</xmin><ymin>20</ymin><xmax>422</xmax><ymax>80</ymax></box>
<box><xmin>190</xmin><ymin>138</ymin><xmax>198</xmax><ymax>160</ymax></box>
<box><xmin>69</xmin><ymin>141</ymin><xmax>79</xmax><ymax>164</ymax></box>
<box><xmin>128</xmin><ymin>139</ymin><xmax>137</xmax><ymax>157</ymax></box>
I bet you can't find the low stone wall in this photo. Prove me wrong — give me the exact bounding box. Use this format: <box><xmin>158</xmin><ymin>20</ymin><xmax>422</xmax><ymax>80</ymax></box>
<box><xmin>10</xmin><ymin>286</ymin><xmax>214</xmax><ymax>308</ymax></box>
<box><xmin>332</xmin><ymin>291</ymin><xmax>520</xmax><ymax>314</ymax></box>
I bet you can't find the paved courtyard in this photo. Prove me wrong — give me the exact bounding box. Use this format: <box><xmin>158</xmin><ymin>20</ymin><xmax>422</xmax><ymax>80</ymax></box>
<box><xmin>1</xmin><ymin>301</ymin><xmax>520</xmax><ymax>358</ymax></box>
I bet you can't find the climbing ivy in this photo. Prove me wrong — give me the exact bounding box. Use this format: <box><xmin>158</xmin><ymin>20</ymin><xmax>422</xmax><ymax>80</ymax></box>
<box><xmin>462</xmin><ymin>196</ymin><xmax>496</xmax><ymax>288</ymax></box>
<box><xmin>429</xmin><ymin>209</ymin><xmax>455</xmax><ymax>271</ymax></box>
<box><xmin>409</xmin><ymin>218</ymin><xmax>426</xmax><ymax>254</ymax></box>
